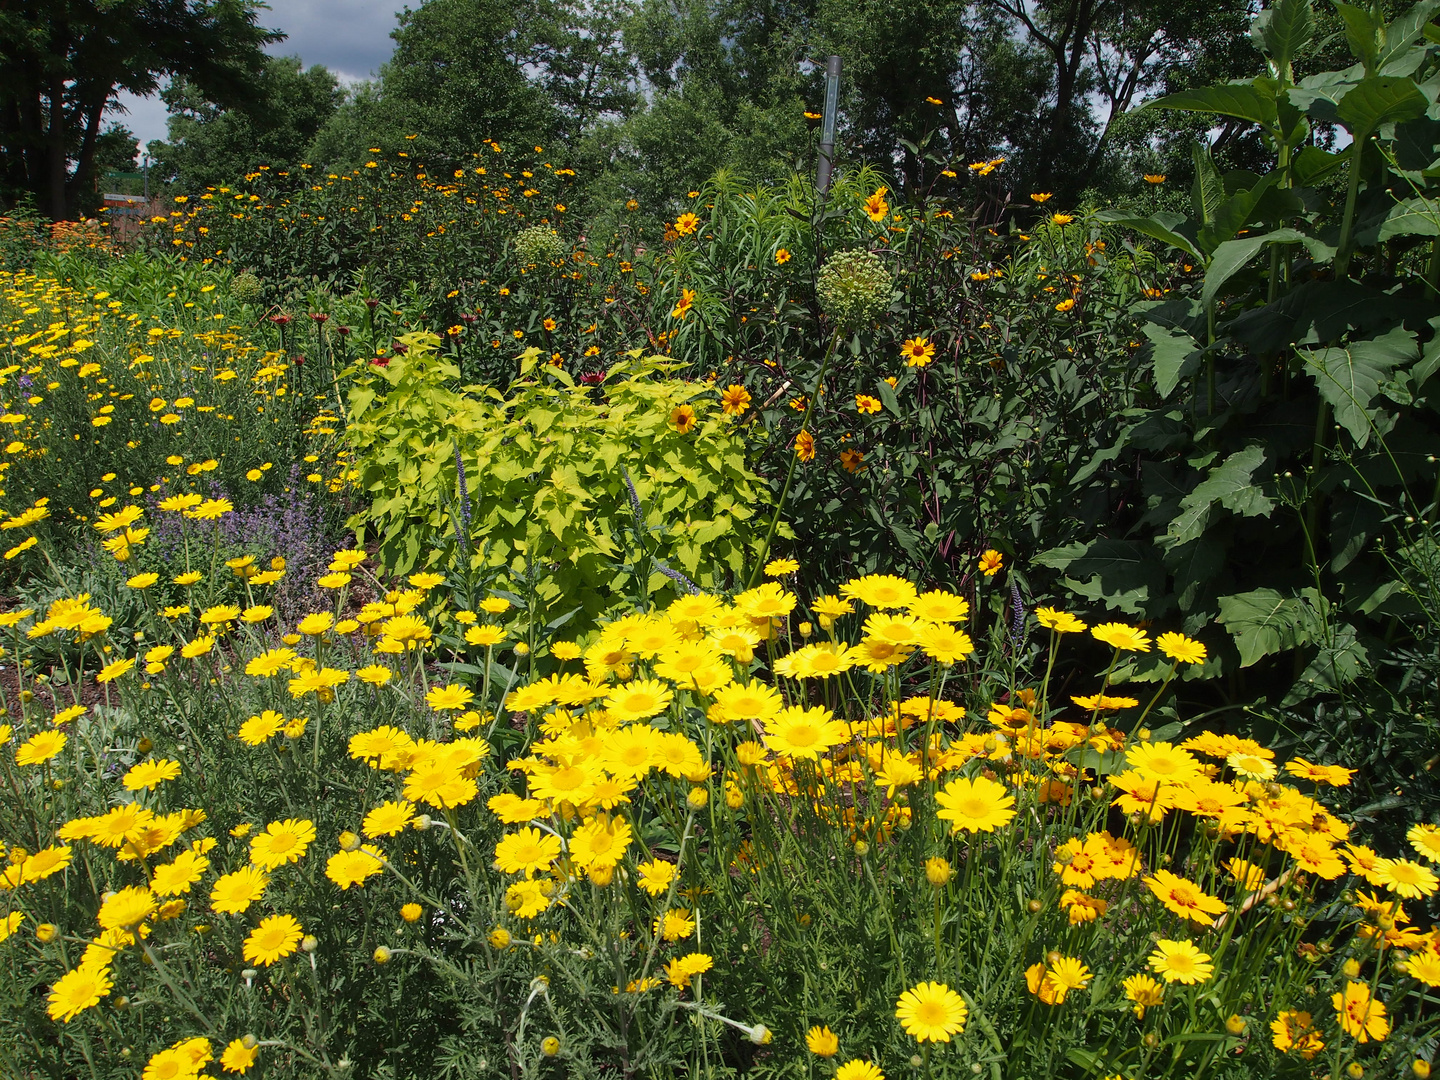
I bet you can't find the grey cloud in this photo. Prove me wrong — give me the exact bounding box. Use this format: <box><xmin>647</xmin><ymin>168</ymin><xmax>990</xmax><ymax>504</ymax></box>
<box><xmin>108</xmin><ymin>0</ymin><xmax>404</xmax><ymax>152</ymax></box>
<box><xmin>261</xmin><ymin>0</ymin><xmax>405</xmax><ymax>79</ymax></box>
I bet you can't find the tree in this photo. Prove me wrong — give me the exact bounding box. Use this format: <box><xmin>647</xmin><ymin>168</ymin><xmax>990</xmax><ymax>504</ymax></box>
<box><xmin>373</xmin><ymin>0</ymin><xmax>564</xmax><ymax>164</ymax></box>
<box><xmin>979</xmin><ymin>0</ymin><xmax>1256</xmax><ymax>198</ymax></box>
<box><xmin>0</xmin><ymin>0</ymin><xmax>280</xmax><ymax>218</ymax></box>
<box><xmin>148</xmin><ymin>56</ymin><xmax>343</xmax><ymax>190</ymax></box>
<box><xmin>94</xmin><ymin>124</ymin><xmax>140</xmax><ymax>176</ymax></box>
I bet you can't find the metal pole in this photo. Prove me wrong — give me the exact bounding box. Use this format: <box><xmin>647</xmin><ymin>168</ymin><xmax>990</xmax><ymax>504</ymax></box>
<box><xmin>816</xmin><ymin>55</ymin><xmax>841</xmax><ymax>195</ymax></box>
<box><xmin>143</xmin><ymin>154</ymin><xmax>149</xmax><ymax>201</ymax></box>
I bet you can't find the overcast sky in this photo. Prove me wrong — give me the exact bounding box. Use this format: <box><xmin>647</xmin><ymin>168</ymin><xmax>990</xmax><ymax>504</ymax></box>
<box><xmin>110</xmin><ymin>0</ymin><xmax>405</xmax><ymax>155</ymax></box>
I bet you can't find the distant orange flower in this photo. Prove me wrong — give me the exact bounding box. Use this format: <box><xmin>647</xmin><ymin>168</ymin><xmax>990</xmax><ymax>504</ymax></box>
<box><xmin>672</xmin><ymin>289</ymin><xmax>696</xmax><ymax>320</ymax></box>
<box><xmin>840</xmin><ymin>449</ymin><xmax>864</xmax><ymax>473</ymax></box>
<box><xmin>794</xmin><ymin>430</ymin><xmax>816</xmax><ymax>461</ymax></box>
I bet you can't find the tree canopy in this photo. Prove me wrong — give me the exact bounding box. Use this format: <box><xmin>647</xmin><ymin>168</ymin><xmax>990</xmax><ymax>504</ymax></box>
<box><xmin>0</xmin><ymin>0</ymin><xmax>280</xmax><ymax>217</ymax></box>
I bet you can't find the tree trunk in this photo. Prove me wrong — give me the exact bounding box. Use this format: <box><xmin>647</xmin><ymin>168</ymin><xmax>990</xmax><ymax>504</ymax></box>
<box><xmin>47</xmin><ymin>75</ymin><xmax>68</xmax><ymax>219</ymax></box>
<box><xmin>67</xmin><ymin>97</ymin><xmax>107</xmax><ymax>217</ymax></box>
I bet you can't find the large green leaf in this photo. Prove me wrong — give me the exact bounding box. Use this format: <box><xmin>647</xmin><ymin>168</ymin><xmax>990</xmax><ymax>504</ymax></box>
<box><xmin>1146</xmin><ymin>82</ymin><xmax>1280</xmax><ymax>133</ymax></box>
<box><xmin>1302</xmin><ymin>326</ymin><xmax>1418</xmax><ymax>445</ymax></box>
<box><xmin>1216</xmin><ymin>587</ymin><xmax>1329</xmax><ymax>667</ymax></box>
<box><xmin>1140</xmin><ymin>323</ymin><xmax>1202</xmax><ymax>398</ymax></box>
<box><xmin>1093</xmin><ymin>210</ymin><xmax>1202</xmax><ymax>261</ymax></box>
<box><xmin>1252</xmin><ymin>0</ymin><xmax>1316</xmax><ymax>77</ymax></box>
<box><xmin>1166</xmin><ymin>445</ymin><xmax>1274</xmax><ymax>547</ymax></box>
<box><xmin>1199</xmin><ymin>173</ymin><xmax>1283</xmax><ymax>253</ymax></box>
<box><xmin>1332</xmin><ymin>75</ymin><xmax>1429</xmax><ymax>139</ymax></box>
<box><xmin>1353</xmin><ymin>197</ymin><xmax>1440</xmax><ymax>244</ymax></box>
<box><xmin>1202</xmin><ymin>228</ymin><xmax>1308</xmax><ymax>308</ymax></box>
<box><xmin>1034</xmin><ymin>539</ymin><xmax>1170</xmax><ymax>617</ymax></box>
<box><xmin>1334</xmin><ymin>2</ymin><xmax>1383</xmax><ymax>70</ymax></box>
<box><xmin>1377</xmin><ymin>0</ymin><xmax>1440</xmax><ymax>73</ymax></box>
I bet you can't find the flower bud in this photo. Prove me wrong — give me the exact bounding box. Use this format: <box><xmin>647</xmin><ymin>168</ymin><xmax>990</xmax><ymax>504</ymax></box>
<box><xmin>1026</xmin><ymin>899</ymin><xmax>1043</xmax><ymax>914</ymax></box>
<box><xmin>749</xmin><ymin>1025</ymin><xmax>772</xmax><ymax>1045</ymax></box>
<box><xmin>241</xmin><ymin>968</ymin><xmax>258</xmax><ymax>980</ymax></box>
<box><xmin>853</xmin><ymin>840</ymin><xmax>869</xmax><ymax>857</ymax></box>
<box><xmin>413</xmin><ymin>814</ymin><xmax>431</xmax><ymax>831</ymax></box>
<box><xmin>588</xmin><ymin>863</ymin><xmax>615</xmax><ymax>887</ymax></box>
<box><xmin>1343</xmin><ymin>958</ymin><xmax>1361</xmax><ymax>978</ymax></box>
<box><xmin>1413</xmin><ymin>1060</ymin><xmax>1431</xmax><ymax>1079</ymax></box>
<box><xmin>798</xmin><ymin>622</ymin><xmax>813</xmax><ymax>639</ymax></box>
<box><xmin>925</xmin><ymin>857</ymin><xmax>953</xmax><ymax>887</ymax></box>
<box><xmin>541</xmin><ymin>1036</ymin><xmax>560</xmax><ymax>1058</ymax></box>
<box><xmin>137</xmin><ymin>737</ymin><xmax>153</xmax><ymax>754</ymax></box>
<box><xmin>301</xmin><ymin>935</ymin><xmax>319</xmax><ymax>953</ymax></box>
<box><xmin>242</xmin><ymin>1035</ymin><xmax>258</xmax><ymax>1050</ymax></box>
<box><xmin>686</xmin><ymin>787</ymin><xmax>709</xmax><ymax>810</ymax></box>
<box><xmin>373</xmin><ymin>946</ymin><xmax>391</xmax><ymax>964</ymax></box>
<box><xmin>1143</xmin><ymin>1033</ymin><xmax>1160</xmax><ymax>1049</ymax></box>
<box><xmin>816</xmin><ymin>249</ymin><xmax>893</xmax><ymax>330</ymax></box>
<box><xmin>1225</xmin><ymin>1015</ymin><xmax>1246</xmax><ymax>1036</ymax></box>
<box><xmin>36</xmin><ymin>923</ymin><xmax>57</xmax><ymax>943</ymax></box>
<box><xmin>339</xmin><ymin>831</ymin><xmax>361</xmax><ymax>852</ymax></box>
<box><xmin>401</xmin><ymin>903</ymin><xmax>422</xmax><ymax>923</ymax></box>
<box><xmin>1348</xmin><ymin>1063</ymin><xmax>1364</xmax><ymax>1079</ymax></box>
<box><xmin>514</xmin><ymin>642</ymin><xmax>530</xmax><ymax>656</ymax></box>
<box><xmin>488</xmin><ymin>927</ymin><xmax>512</xmax><ymax>949</ymax></box>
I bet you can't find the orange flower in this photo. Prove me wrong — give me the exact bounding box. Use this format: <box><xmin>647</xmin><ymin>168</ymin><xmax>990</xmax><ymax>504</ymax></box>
<box><xmin>670</xmin><ymin>405</ymin><xmax>697</xmax><ymax>434</ymax></box>
<box><xmin>794</xmin><ymin>430</ymin><xmax>816</xmax><ymax>461</ymax></box>
<box><xmin>900</xmin><ymin>337</ymin><xmax>935</xmax><ymax>367</ymax></box>
<box><xmin>720</xmin><ymin>384</ymin><xmax>751</xmax><ymax>415</ymax></box>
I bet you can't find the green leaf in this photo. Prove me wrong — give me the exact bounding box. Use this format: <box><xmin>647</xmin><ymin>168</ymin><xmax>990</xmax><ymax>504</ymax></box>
<box><xmin>1191</xmin><ymin>142</ymin><xmax>1227</xmax><ymax>234</ymax></box>
<box><xmin>1146</xmin><ymin>81</ymin><xmax>1280</xmax><ymax>134</ymax></box>
<box><xmin>1333</xmin><ymin>75</ymin><xmax>1429</xmax><ymax>139</ymax></box>
<box><xmin>1216</xmin><ymin>587</ymin><xmax>1329</xmax><ymax>667</ymax></box>
<box><xmin>1034</xmin><ymin>538</ymin><xmax>1170</xmax><ymax>617</ymax></box>
<box><xmin>1291</xmin><ymin>145</ymin><xmax>1346</xmax><ymax>185</ymax></box>
<box><xmin>1376</xmin><ymin>0</ymin><xmax>1440</xmax><ymax>73</ymax></box>
<box><xmin>1356</xmin><ymin>197</ymin><xmax>1440</xmax><ymax>244</ymax></box>
<box><xmin>1334</xmin><ymin>2</ymin><xmax>1383</xmax><ymax>70</ymax></box>
<box><xmin>1302</xmin><ymin>326</ymin><xmax>1418</xmax><ymax>445</ymax></box>
<box><xmin>876</xmin><ymin>378</ymin><xmax>903</xmax><ymax>417</ymax></box>
<box><xmin>1167</xmin><ymin>445</ymin><xmax>1274</xmax><ymax>547</ymax></box>
<box><xmin>1282</xmin><ymin>623</ymin><xmax>1371</xmax><ymax>703</ymax></box>
<box><xmin>1093</xmin><ymin>211</ymin><xmax>1203</xmax><ymax>261</ymax></box>
<box><xmin>1202</xmin><ymin>228</ymin><xmax>1309</xmax><ymax>308</ymax></box>
<box><xmin>1252</xmin><ymin>0</ymin><xmax>1316</xmax><ymax>76</ymax></box>
<box><xmin>1140</xmin><ymin>323</ymin><xmax>1202</xmax><ymax>398</ymax></box>
<box><xmin>1199</xmin><ymin>173</ymin><xmax>1283</xmax><ymax>253</ymax></box>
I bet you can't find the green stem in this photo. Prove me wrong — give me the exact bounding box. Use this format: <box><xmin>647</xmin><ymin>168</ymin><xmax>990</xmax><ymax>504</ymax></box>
<box><xmin>745</xmin><ymin>328</ymin><xmax>841</xmax><ymax>588</ymax></box>
<box><xmin>1334</xmin><ymin>138</ymin><xmax>1366</xmax><ymax>280</ymax></box>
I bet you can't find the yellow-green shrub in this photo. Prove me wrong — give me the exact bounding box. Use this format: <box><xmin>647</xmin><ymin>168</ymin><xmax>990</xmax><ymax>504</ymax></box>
<box><xmin>346</xmin><ymin>331</ymin><xmax>777</xmax><ymax>627</ymax></box>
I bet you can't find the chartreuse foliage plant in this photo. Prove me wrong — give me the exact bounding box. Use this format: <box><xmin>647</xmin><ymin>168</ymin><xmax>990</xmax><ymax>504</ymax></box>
<box><xmin>345</xmin><ymin>330</ymin><xmax>777</xmax><ymax>630</ymax></box>
<box><xmin>2</xmin><ymin>531</ymin><xmax>1440</xmax><ymax>1079</ymax></box>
